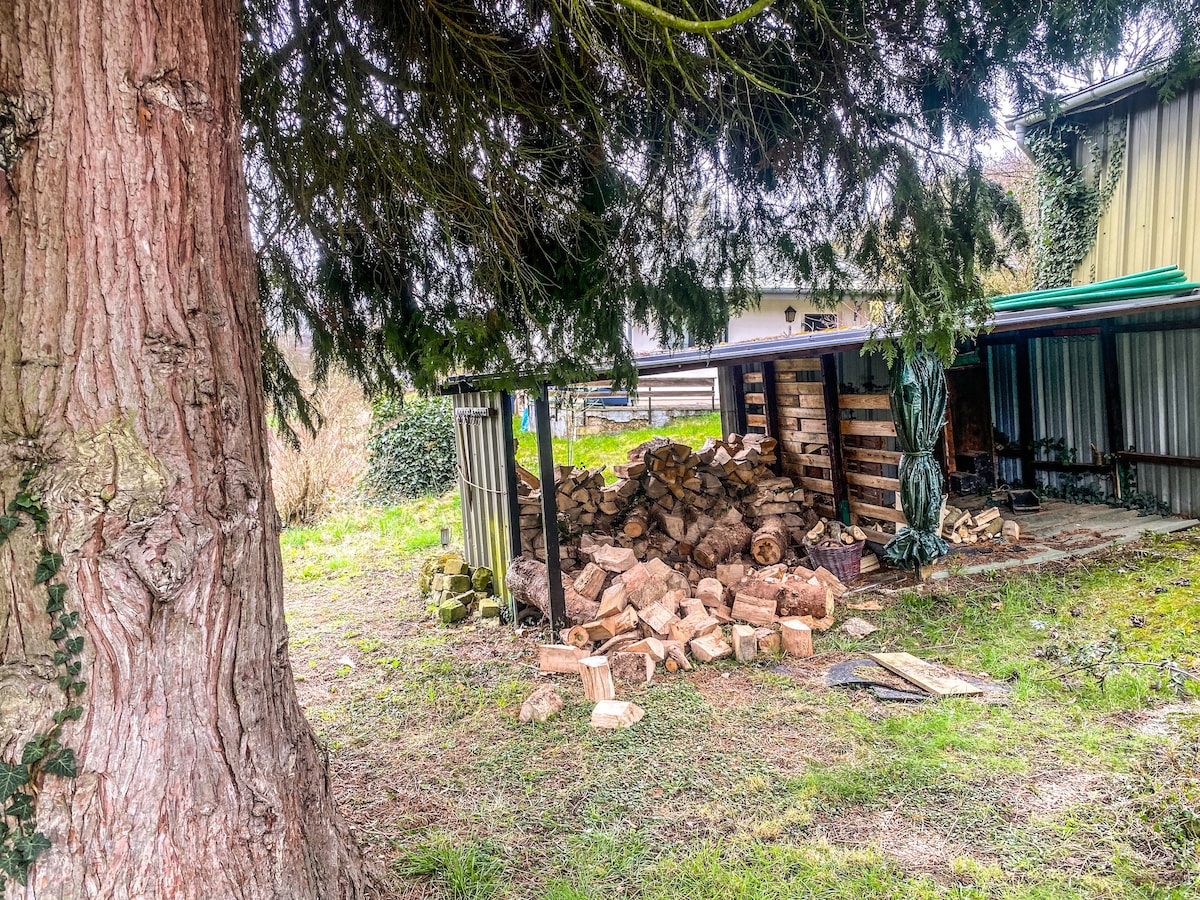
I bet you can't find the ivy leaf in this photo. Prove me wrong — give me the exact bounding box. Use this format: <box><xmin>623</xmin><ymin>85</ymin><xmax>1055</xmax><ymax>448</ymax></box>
<box><xmin>14</xmin><ymin>831</ymin><xmax>51</xmax><ymax>863</ymax></box>
<box><xmin>43</xmin><ymin>749</ymin><xmax>76</xmax><ymax>779</ymax></box>
<box><xmin>53</xmin><ymin>651</ymin><xmax>69</xmax><ymax>666</ymax></box>
<box><xmin>49</xmin><ymin>626</ymin><xmax>67</xmax><ymax>641</ymax></box>
<box><xmin>0</xmin><ymin>762</ymin><xmax>29</xmax><ymax>800</ymax></box>
<box><xmin>57</xmin><ymin>675</ymin><xmax>72</xmax><ymax>692</ymax></box>
<box><xmin>33</xmin><ymin>550</ymin><xmax>63</xmax><ymax>585</ymax></box>
<box><xmin>71</xmin><ymin>681</ymin><xmax>87</xmax><ymax>695</ymax></box>
<box><xmin>53</xmin><ymin>706</ymin><xmax>84</xmax><ymax>725</ymax></box>
<box><xmin>0</xmin><ymin>845</ymin><xmax>25</xmax><ymax>879</ymax></box>
<box><xmin>59</xmin><ymin>611</ymin><xmax>79</xmax><ymax>629</ymax></box>
<box><xmin>0</xmin><ymin>514</ymin><xmax>18</xmax><ymax>533</ymax></box>
<box><xmin>6</xmin><ymin>791</ymin><xmax>35</xmax><ymax>820</ymax></box>
<box><xmin>66</xmin><ymin>661</ymin><xmax>81</xmax><ymax>676</ymax></box>
<box><xmin>46</xmin><ymin>583</ymin><xmax>67</xmax><ymax>612</ymax></box>
<box><xmin>20</xmin><ymin>738</ymin><xmax>50</xmax><ymax>767</ymax></box>
<box><xmin>65</xmin><ymin>636</ymin><xmax>83</xmax><ymax>655</ymax></box>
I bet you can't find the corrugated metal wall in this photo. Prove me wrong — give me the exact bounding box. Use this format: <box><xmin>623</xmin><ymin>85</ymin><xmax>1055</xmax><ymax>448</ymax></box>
<box><xmin>987</xmin><ymin>344</ymin><xmax>1021</xmax><ymax>485</ymax></box>
<box><xmin>1116</xmin><ymin>326</ymin><xmax>1200</xmax><ymax>515</ymax></box>
<box><xmin>451</xmin><ymin>391</ymin><xmax>518</xmax><ymax>607</ymax></box>
<box><xmin>1030</xmin><ymin>333</ymin><xmax>1108</xmax><ymax>492</ymax></box>
<box><xmin>1076</xmin><ymin>83</ymin><xmax>1200</xmax><ymax>283</ymax></box>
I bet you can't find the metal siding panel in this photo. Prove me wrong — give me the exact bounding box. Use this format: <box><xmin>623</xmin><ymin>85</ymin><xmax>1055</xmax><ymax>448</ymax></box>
<box><xmin>987</xmin><ymin>343</ymin><xmax>1021</xmax><ymax>485</ymax></box>
<box><xmin>1028</xmin><ymin>335</ymin><xmax>1108</xmax><ymax>491</ymax></box>
<box><xmin>453</xmin><ymin>391</ymin><xmax>517</xmax><ymax>603</ymax></box>
<box><xmin>1079</xmin><ymin>84</ymin><xmax>1200</xmax><ymax>284</ymax></box>
<box><xmin>1117</xmin><ymin>328</ymin><xmax>1200</xmax><ymax>515</ymax></box>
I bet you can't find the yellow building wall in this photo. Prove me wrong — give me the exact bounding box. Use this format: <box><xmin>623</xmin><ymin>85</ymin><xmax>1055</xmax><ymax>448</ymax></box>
<box><xmin>1075</xmin><ymin>83</ymin><xmax>1200</xmax><ymax>284</ymax></box>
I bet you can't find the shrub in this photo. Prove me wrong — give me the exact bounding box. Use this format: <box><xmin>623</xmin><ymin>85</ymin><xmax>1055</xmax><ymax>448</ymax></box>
<box><xmin>268</xmin><ymin>362</ymin><xmax>370</xmax><ymax>527</ymax></box>
<box><xmin>364</xmin><ymin>395</ymin><xmax>458</xmax><ymax>502</ymax></box>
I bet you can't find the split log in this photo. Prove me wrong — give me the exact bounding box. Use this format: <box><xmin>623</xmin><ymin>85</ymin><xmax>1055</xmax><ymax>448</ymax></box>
<box><xmin>696</xmin><ymin>577</ymin><xmax>725</xmax><ymax>607</ymax></box>
<box><xmin>507</xmin><ymin>555</ymin><xmax>598</xmax><ymax>626</ymax></box>
<box><xmin>662</xmin><ymin>640</ymin><xmax>692</xmax><ymax>672</ymax></box>
<box><xmin>751</xmin><ymin>517</ymin><xmax>790</xmax><ymax>566</ymax></box>
<box><xmin>692</xmin><ymin>520</ymin><xmax>753</xmax><ymax>569</ymax></box>
<box><xmin>754</xmin><ymin>626</ymin><xmax>781</xmax><ymax>655</ymax></box>
<box><xmin>597</xmin><ymin>583</ymin><xmax>629</xmax><ymax>618</ymax></box>
<box><xmin>775</xmin><ymin>582</ymin><xmax>833</xmax><ymax>618</ymax></box>
<box><xmin>538</xmin><ymin>644</ymin><xmax>589</xmax><ymax>675</ymax></box>
<box><xmin>592</xmin><ymin>545</ymin><xmax>638</xmax><ymax>573</ymax></box>
<box><xmin>625</xmin><ymin>637</ymin><xmax>666</xmax><ymax>662</ymax></box>
<box><xmin>573</xmin><ymin>563</ymin><xmax>608</xmax><ymax>601</ymax></box>
<box><xmin>637</xmin><ymin>603</ymin><xmax>680</xmax><ymax>637</ymax></box>
<box><xmin>595</xmin><ymin>631</ymin><xmax>640</xmax><ymax>655</ymax></box>
<box><xmin>610</xmin><ymin>651</ymin><xmax>655</xmax><ymax>684</ymax></box>
<box><xmin>781</xmin><ymin>620</ymin><xmax>813</xmax><ymax>657</ymax></box>
<box><xmin>519</xmin><ymin>685</ymin><xmax>563</xmax><ymax>723</ymax></box>
<box><xmin>731</xmin><ymin>624</ymin><xmax>757</xmax><ymax>662</ymax></box>
<box><xmin>579</xmin><ymin>656</ymin><xmax>616</xmax><ymax>702</ymax></box>
<box><xmin>591</xmin><ymin>700</ymin><xmax>644</xmax><ymax>729</ymax></box>
<box><xmin>690</xmin><ymin>631</ymin><xmax>733</xmax><ymax>662</ymax></box>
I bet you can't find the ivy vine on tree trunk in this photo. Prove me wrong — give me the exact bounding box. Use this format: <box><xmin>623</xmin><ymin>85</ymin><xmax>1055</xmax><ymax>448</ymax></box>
<box><xmin>0</xmin><ymin>469</ymin><xmax>84</xmax><ymax>895</ymax></box>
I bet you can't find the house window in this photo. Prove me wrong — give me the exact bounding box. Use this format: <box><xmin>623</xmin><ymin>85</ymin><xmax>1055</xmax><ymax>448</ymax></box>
<box><xmin>801</xmin><ymin>313</ymin><xmax>838</xmax><ymax>332</ymax></box>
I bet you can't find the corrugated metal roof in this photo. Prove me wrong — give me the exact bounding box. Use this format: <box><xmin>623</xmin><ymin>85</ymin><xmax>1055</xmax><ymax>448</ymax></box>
<box><xmin>629</xmin><ymin>291</ymin><xmax>1200</xmax><ymax>376</ymax></box>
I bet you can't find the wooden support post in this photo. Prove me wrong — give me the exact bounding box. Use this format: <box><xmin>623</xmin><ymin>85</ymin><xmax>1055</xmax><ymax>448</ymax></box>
<box><xmin>1014</xmin><ymin>336</ymin><xmax>1035</xmax><ymax>486</ymax></box>
<box><xmin>820</xmin><ymin>353</ymin><xmax>850</xmax><ymax>523</ymax></box>
<box><xmin>1099</xmin><ymin>323</ymin><xmax>1125</xmax><ymax>496</ymax></box>
<box><xmin>534</xmin><ymin>382</ymin><xmax>567</xmax><ymax>631</ymax></box>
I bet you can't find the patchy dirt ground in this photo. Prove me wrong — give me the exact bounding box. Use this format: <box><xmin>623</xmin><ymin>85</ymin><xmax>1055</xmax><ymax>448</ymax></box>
<box><xmin>283</xmin><ymin>531</ymin><xmax>1200</xmax><ymax>899</ymax></box>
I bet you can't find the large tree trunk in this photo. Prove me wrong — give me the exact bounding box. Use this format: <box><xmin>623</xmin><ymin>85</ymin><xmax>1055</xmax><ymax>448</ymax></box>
<box><xmin>0</xmin><ymin>1</ymin><xmax>365</xmax><ymax>897</ymax></box>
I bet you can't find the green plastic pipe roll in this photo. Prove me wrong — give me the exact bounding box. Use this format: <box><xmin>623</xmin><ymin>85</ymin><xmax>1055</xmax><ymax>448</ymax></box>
<box><xmin>991</xmin><ymin>280</ymin><xmax>1199</xmax><ymax>312</ymax></box>
<box><xmin>991</xmin><ymin>273</ymin><xmax>1187</xmax><ymax>308</ymax></box>
<box><xmin>990</xmin><ymin>267</ymin><xmax>1185</xmax><ymax>307</ymax></box>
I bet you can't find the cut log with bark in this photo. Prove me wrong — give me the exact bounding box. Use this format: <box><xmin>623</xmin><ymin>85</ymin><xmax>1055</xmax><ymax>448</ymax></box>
<box><xmin>579</xmin><ymin>657</ymin><xmax>617</xmax><ymax>702</ymax></box>
<box><xmin>507</xmin><ymin>555</ymin><xmax>599</xmax><ymax>626</ymax></box>
<box><xmin>731</xmin><ymin>593</ymin><xmax>777</xmax><ymax>626</ymax></box>
<box><xmin>751</xmin><ymin>517</ymin><xmax>790</xmax><ymax>565</ymax></box>
<box><xmin>623</xmin><ymin>506</ymin><xmax>650</xmax><ymax>538</ymax></box>
<box><xmin>624</xmin><ymin>637</ymin><xmax>667</xmax><ymax>662</ymax></box>
<box><xmin>519</xmin><ymin>685</ymin><xmax>564</xmax><ymax>723</ymax></box>
<box><xmin>781</xmin><ymin>620</ymin><xmax>814</xmax><ymax>657</ymax></box>
<box><xmin>692</xmin><ymin>520</ymin><xmax>753</xmax><ymax>569</ymax></box>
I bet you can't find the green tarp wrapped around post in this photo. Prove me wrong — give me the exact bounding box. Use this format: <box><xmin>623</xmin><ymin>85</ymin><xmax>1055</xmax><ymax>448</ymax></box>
<box><xmin>884</xmin><ymin>349</ymin><xmax>949</xmax><ymax>570</ymax></box>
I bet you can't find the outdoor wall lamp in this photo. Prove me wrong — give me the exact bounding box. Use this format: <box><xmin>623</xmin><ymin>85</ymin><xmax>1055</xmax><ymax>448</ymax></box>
<box><xmin>784</xmin><ymin>305</ymin><xmax>797</xmax><ymax>324</ymax></box>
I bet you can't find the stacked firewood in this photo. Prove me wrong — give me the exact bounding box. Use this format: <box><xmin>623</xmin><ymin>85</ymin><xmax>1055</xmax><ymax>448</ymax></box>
<box><xmin>515</xmin><ymin>551</ymin><xmax>850</xmax><ymax>726</ymax></box>
<box><xmin>939</xmin><ymin>505</ymin><xmax>1020</xmax><ymax>545</ymax></box>
<box><xmin>518</xmin><ymin>433</ymin><xmax>816</xmax><ymax>565</ymax></box>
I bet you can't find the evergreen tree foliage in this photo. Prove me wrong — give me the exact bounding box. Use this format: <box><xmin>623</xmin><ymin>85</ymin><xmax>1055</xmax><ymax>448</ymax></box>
<box><xmin>241</xmin><ymin>0</ymin><xmax>1199</xmax><ymax>412</ymax></box>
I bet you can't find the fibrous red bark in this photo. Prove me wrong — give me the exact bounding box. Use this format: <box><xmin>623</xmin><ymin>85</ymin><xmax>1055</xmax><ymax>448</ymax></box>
<box><xmin>0</xmin><ymin>1</ymin><xmax>365</xmax><ymax>896</ymax></box>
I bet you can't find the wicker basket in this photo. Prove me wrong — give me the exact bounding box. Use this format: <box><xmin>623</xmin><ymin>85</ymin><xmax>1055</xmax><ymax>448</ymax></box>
<box><xmin>803</xmin><ymin>538</ymin><xmax>864</xmax><ymax>585</ymax></box>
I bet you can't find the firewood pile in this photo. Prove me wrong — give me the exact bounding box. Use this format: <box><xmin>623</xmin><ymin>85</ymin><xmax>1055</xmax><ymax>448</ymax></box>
<box><xmin>514</xmin><ymin>551</ymin><xmax>852</xmax><ymax>727</ymax></box>
<box><xmin>517</xmin><ymin>433</ymin><xmax>813</xmax><ymax>566</ymax></box>
<box><xmin>940</xmin><ymin>504</ymin><xmax>1021</xmax><ymax>545</ymax></box>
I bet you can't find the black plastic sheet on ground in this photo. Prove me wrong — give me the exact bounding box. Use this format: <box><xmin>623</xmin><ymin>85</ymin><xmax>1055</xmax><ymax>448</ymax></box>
<box><xmin>884</xmin><ymin>349</ymin><xmax>949</xmax><ymax>570</ymax></box>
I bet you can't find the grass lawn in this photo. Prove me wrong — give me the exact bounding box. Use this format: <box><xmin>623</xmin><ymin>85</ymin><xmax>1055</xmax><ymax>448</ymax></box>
<box><xmin>280</xmin><ymin>416</ymin><xmax>1200</xmax><ymax>899</ymax></box>
<box><xmin>514</xmin><ymin>411</ymin><xmax>723</xmax><ymax>479</ymax></box>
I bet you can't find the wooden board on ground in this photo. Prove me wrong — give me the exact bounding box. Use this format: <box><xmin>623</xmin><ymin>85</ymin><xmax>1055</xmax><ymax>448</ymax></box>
<box><xmin>866</xmin><ymin>652</ymin><xmax>984</xmax><ymax>697</ymax></box>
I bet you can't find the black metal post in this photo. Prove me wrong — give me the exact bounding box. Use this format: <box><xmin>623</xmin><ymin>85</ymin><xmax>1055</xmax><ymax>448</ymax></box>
<box><xmin>1099</xmin><ymin>323</ymin><xmax>1126</xmax><ymax>497</ymax></box>
<box><xmin>499</xmin><ymin>391</ymin><xmax>524</xmax><ymax>621</ymax></box>
<box><xmin>1014</xmin><ymin>336</ymin><xmax>1035</xmax><ymax>486</ymax></box>
<box><xmin>534</xmin><ymin>382</ymin><xmax>567</xmax><ymax>631</ymax></box>
<box><xmin>820</xmin><ymin>353</ymin><xmax>850</xmax><ymax>523</ymax></box>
